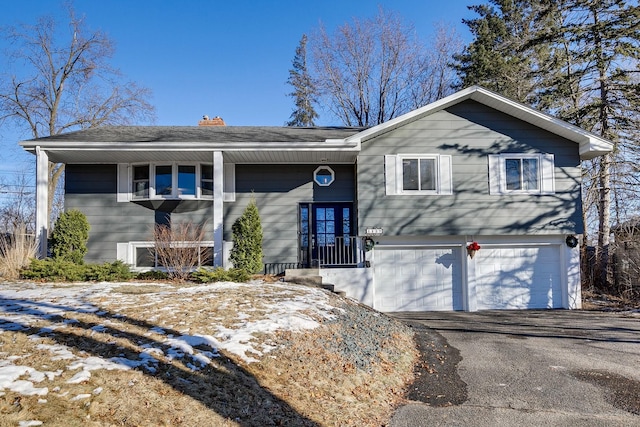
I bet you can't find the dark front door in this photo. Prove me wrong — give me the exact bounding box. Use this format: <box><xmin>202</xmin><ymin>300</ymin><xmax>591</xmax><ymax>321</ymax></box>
<box><xmin>299</xmin><ymin>203</ymin><xmax>353</xmax><ymax>267</ymax></box>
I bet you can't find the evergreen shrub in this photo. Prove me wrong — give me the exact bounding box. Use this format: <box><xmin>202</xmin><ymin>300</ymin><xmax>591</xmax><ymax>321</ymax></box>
<box><xmin>229</xmin><ymin>199</ymin><xmax>263</xmax><ymax>273</ymax></box>
<box><xmin>190</xmin><ymin>267</ymin><xmax>250</xmax><ymax>283</ymax></box>
<box><xmin>21</xmin><ymin>259</ymin><xmax>133</xmax><ymax>282</ymax></box>
<box><xmin>50</xmin><ymin>210</ymin><xmax>90</xmax><ymax>264</ymax></box>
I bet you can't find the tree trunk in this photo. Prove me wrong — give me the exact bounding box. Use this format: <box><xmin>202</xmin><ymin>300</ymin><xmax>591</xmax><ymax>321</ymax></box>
<box><xmin>596</xmin><ymin>153</ymin><xmax>611</xmax><ymax>288</ymax></box>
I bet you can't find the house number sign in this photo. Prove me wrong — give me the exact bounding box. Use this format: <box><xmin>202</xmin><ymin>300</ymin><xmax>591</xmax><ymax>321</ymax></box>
<box><xmin>365</xmin><ymin>228</ymin><xmax>383</xmax><ymax>236</ymax></box>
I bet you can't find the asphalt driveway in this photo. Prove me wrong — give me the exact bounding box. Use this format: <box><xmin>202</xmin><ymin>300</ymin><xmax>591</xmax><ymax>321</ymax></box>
<box><xmin>390</xmin><ymin>310</ymin><xmax>640</xmax><ymax>427</ymax></box>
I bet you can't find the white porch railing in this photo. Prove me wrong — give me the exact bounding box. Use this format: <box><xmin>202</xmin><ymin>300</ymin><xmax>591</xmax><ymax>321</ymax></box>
<box><xmin>318</xmin><ymin>236</ymin><xmax>365</xmax><ymax>268</ymax></box>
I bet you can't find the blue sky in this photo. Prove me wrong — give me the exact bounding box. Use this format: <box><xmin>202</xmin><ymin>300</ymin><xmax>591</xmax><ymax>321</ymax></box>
<box><xmin>0</xmin><ymin>0</ymin><xmax>477</xmax><ymax>184</ymax></box>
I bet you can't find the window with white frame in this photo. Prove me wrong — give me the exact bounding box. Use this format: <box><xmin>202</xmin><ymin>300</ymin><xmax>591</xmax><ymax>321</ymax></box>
<box><xmin>122</xmin><ymin>241</ymin><xmax>215</xmax><ymax>270</ymax></box>
<box><xmin>384</xmin><ymin>154</ymin><xmax>453</xmax><ymax>195</ymax></box>
<box><xmin>201</xmin><ymin>164</ymin><xmax>214</xmax><ymax>197</ymax></box>
<box><xmin>132</xmin><ymin>165</ymin><xmax>149</xmax><ymax>198</ymax></box>
<box><xmin>118</xmin><ymin>163</ymin><xmax>235</xmax><ymax>201</ymax></box>
<box><xmin>488</xmin><ymin>153</ymin><xmax>555</xmax><ymax>195</ymax></box>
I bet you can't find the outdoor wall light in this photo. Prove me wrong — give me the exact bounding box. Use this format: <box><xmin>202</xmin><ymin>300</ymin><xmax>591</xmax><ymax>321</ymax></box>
<box><xmin>364</xmin><ymin>237</ymin><xmax>376</xmax><ymax>251</ymax></box>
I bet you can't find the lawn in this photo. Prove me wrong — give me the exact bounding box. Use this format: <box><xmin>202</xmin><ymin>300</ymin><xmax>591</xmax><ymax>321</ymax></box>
<box><xmin>0</xmin><ymin>280</ymin><xmax>418</xmax><ymax>426</ymax></box>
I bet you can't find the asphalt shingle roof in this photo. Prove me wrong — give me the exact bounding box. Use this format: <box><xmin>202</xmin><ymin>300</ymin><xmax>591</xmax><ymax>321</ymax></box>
<box><xmin>27</xmin><ymin>126</ymin><xmax>365</xmax><ymax>144</ymax></box>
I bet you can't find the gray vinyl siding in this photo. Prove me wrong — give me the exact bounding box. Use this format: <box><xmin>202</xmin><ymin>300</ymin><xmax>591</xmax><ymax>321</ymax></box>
<box><xmin>65</xmin><ymin>164</ymin><xmax>214</xmax><ymax>263</ymax></box>
<box><xmin>357</xmin><ymin>100</ymin><xmax>583</xmax><ymax>236</ymax></box>
<box><xmin>224</xmin><ymin>164</ymin><xmax>355</xmax><ymax>265</ymax></box>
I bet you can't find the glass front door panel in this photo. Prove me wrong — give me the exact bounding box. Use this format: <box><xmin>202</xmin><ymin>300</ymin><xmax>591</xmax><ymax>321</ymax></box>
<box><xmin>316</xmin><ymin>208</ymin><xmax>336</xmax><ymax>247</ymax></box>
<box><xmin>299</xmin><ymin>203</ymin><xmax>353</xmax><ymax>266</ymax></box>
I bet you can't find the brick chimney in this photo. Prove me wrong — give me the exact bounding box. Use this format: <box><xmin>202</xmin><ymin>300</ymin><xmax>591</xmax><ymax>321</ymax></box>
<box><xmin>198</xmin><ymin>115</ymin><xmax>226</xmax><ymax>126</ymax></box>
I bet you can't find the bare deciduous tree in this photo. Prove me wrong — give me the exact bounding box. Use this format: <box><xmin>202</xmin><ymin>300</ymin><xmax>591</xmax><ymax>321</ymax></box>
<box><xmin>310</xmin><ymin>7</ymin><xmax>460</xmax><ymax>126</ymax></box>
<box><xmin>0</xmin><ymin>5</ymin><xmax>155</xmax><ymax>224</ymax></box>
<box><xmin>153</xmin><ymin>221</ymin><xmax>211</xmax><ymax>281</ymax></box>
<box><xmin>0</xmin><ymin>172</ymin><xmax>35</xmax><ymax>234</ymax></box>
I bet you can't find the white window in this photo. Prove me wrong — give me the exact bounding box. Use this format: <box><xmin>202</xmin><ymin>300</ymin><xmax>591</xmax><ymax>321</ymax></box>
<box><xmin>488</xmin><ymin>153</ymin><xmax>555</xmax><ymax>195</ymax></box>
<box><xmin>314</xmin><ymin>166</ymin><xmax>335</xmax><ymax>186</ymax></box>
<box><xmin>118</xmin><ymin>163</ymin><xmax>235</xmax><ymax>201</ymax></box>
<box><xmin>132</xmin><ymin>165</ymin><xmax>149</xmax><ymax>198</ymax></box>
<box><xmin>384</xmin><ymin>154</ymin><xmax>453</xmax><ymax>195</ymax></box>
<box><xmin>201</xmin><ymin>164</ymin><xmax>214</xmax><ymax>197</ymax></box>
<box><xmin>118</xmin><ymin>241</ymin><xmax>214</xmax><ymax>270</ymax></box>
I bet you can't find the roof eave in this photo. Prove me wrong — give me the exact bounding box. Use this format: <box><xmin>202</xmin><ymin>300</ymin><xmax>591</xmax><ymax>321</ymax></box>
<box><xmin>20</xmin><ymin>139</ymin><xmax>360</xmax><ymax>153</ymax></box>
<box><xmin>345</xmin><ymin>86</ymin><xmax>614</xmax><ymax>160</ymax></box>
<box><xmin>579</xmin><ymin>137</ymin><xmax>614</xmax><ymax>160</ymax></box>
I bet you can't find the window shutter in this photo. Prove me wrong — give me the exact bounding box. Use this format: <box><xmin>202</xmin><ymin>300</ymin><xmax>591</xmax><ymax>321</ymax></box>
<box><xmin>117</xmin><ymin>164</ymin><xmax>130</xmax><ymax>202</ymax></box>
<box><xmin>223</xmin><ymin>163</ymin><xmax>236</xmax><ymax>202</ymax></box>
<box><xmin>384</xmin><ymin>155</ymin><xmax>397</xmax><ymax>195</ymax></box>
<box><xmin>439</xmin><ymin>155</ymin><xmax>453</xmax><ymax>195</ymax></box>
<box><xmin>488</xmin><ymin>155</ymin><xmax>502</xmax><ymax>195</ymax></box>
<box><xmin>540</xmin><ymin>154</ymin><xmax>555</xmax><ymax>194</ymax></box>
<box><xmin>116</xmin><ymin>243</ymin><xmax>129</xmax><ymax>264</ymax></box>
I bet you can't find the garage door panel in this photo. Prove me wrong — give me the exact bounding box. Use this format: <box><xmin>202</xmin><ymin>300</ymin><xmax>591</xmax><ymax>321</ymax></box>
<box><xmin>476</xmin><ymin>245</ymin><xmax>562</xmax><ymax>310</ymax></box>
<box><xmin>375</xmin><ymin>247</ymin><xmax>462</xmax><ymax>311</ymax></box>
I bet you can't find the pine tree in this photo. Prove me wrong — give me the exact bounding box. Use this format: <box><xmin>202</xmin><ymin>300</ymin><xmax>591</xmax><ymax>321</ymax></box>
<box><xmin>529</xmin><ymin>0</ymin><xmax>640</xmax><ymax>288</ymax></box>
<box><xmin>229</xmin><ymin>199</ymin><xmax>263</xmax><ymax>274</ymax></box>
<box><xmin>286</xmin><ymin>35</ymin><xmax>319</xmax><ymax>127</ymax></box>
<box><xmin>453</xmin><ymin>0</ymin><xmax>538</xmax><ymax>103</ymax></box>
<box><xmin>460</xmin><ymin>0</ymin><xmax>640</xmax><ymax>290</ymax></box>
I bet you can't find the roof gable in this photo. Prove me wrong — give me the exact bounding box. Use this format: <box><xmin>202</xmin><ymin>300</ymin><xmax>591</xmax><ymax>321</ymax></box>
<box><xmin>346</xmin><ymin>86</ymin><xmax>613</xmax><ymax>160</ymax></box>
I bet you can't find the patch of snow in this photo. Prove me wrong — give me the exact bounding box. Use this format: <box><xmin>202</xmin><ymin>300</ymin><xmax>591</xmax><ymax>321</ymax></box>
<box><xmin>0</xmin><ymin>365</ymin><xmax>49</xmax><ymax>396</ymax></box>
<box><xmin>19</xmin><ymin>421</ymin><xmax>44</xmax><ymax>427</ymax></box>
<box><xmin>0</xmin><ymin>279</ymin><xmax>346</xmax><ymax>400</ymax></box>
<box><xmin>71</xmin><ymin>393</ymin><xmax>92</xmax><ymax>401</ymax></box>
<box><xmin>66</xmin><ymin>370</ymin><xmax>91</xmax><ymax>384</ymax></box>
<box><xmin>69</xmin><ymin>356</ymin><xmax>132</xmax><ymax>372</ymax></box>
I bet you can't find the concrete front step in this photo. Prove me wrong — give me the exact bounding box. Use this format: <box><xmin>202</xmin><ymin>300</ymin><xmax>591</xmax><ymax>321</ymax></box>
<box><xmin>284</xmin><ymin>269</ymin><xmax>344</xmax><ymax>296</ymax></box>
<box><xmin>285</xmin><ymin>268</ymin><xmax>320</xmax><ymax>278</ymax></box>
<box><xmin>284</xmin><ymin>275</ymin><xmax>323</xmax><ymax>286</ymax></box>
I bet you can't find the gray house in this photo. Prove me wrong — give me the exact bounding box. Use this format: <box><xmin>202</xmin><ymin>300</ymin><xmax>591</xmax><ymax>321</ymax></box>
<box><xmin>21</xmin><ymin>87</ymin><xmax>613</xmax><ymax>311</ymax></box>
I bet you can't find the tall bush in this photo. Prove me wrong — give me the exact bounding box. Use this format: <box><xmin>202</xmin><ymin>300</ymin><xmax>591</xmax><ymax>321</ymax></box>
<box><xmin>153</xmin><ymin>221</ymin><xmax>210</xmax><ymax>281</ymax></box>
<box><xmin>229</xmin><ymin>199</ymin><xmax>263</xmax><ymax>273</ymax></box>
<box><xmin>50</xmin><ymin>209</ymin><xmax>90</xmax><ymax>264</ymax></box>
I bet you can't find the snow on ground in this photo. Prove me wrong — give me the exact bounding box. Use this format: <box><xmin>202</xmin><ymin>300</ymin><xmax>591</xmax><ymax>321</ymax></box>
<box><xmin>0</xmin><ymin>280</ymin><xmax>340</xmax><ymax>398</ymax></box>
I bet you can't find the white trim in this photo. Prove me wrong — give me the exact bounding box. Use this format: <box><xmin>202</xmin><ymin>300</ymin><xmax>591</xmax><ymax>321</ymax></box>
<box><xmin>313</xmin><ymin>166</ymin><xmax>335</xmax><ymax>186</ymax></box>
<box><xmin>122</xmin><ymin>162</ymin><xmax>215</xmax><ymax>201</ymax></box>
<box><xmin>213</xmin><ymin>151</ymin><xmax>224</xmax><ymax>267</ymax></box>
<box><xmin>223</xmin><ymin>163</ymin><xmax>236</xmax><ymax>202</ymax></box>
<box><xmin>540</xmin><ymin>154</ymin><xmax>555</xmax><ymax>194</ymax></box>
<box><xmin>464</xmin><ymin>244</ymin><xmax>477</xmax><ymax>312</ymax></box>
<box><xmin>439</xmin><ymin>155</ymin><xmax>453</xmax><ymax>195</ymax></box>
<box><xmin>385</xmin><ymin>154</ymin><xmax>453</xmax><ymax>196</ymax></box>
<box><xmin>121</xmin><ymin>240</ymin><xmax>215</xmax><ymax>270</ymax></box>
<box><xmin>566</xmin><ymin>237</ymin><xmax>582</xmax><ymax>309</ymax></box>
<box><xmin>35</xmin><ymin>147</ymin><xmax>49</xmax><ymax>259</ymax></box>
<box><xmin>117</xmin><ymin>164</ymin><xmax>131</xmax><ymax>202</ymax></box>
<box><xmin>489</xmin><ymin>153</ymin><xmax>555</xmax><ymax>195</ymax></box>
<box><xmin>384</xmin><ymin>155</ymin><xmax>397</xmax><ymax>195</ymax></box>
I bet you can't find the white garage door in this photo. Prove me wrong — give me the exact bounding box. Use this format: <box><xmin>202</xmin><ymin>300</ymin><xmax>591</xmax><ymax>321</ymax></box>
<box><xmin>475</xmin><ymin>245</ymin><xmax>563</xmax><ymax>310</ymax></box>
<box><xmin>374</xmin><ymin>247</ymin><xmax>463</xmax><ymax>311</ymax></box>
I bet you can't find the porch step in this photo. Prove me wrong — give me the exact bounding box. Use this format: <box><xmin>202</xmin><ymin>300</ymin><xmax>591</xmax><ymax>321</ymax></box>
<box><xmin>284</xmin><ymin>268</ymin><xmax>322</xmax><ymax>286</ymax></box>
<box><xmin>285</xmin><ymin>268</ymin><xmax>321</xmax><ymax>278</ymax></box>
<box><xmin>284</xmin><ymin>269</ymin><xmax>345</xmax><ymax>297</ymax></box>
<box><xmin>285</xmin><ymin>275</ymin><xmax>324</xmax><ymax>286</ymax></box>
